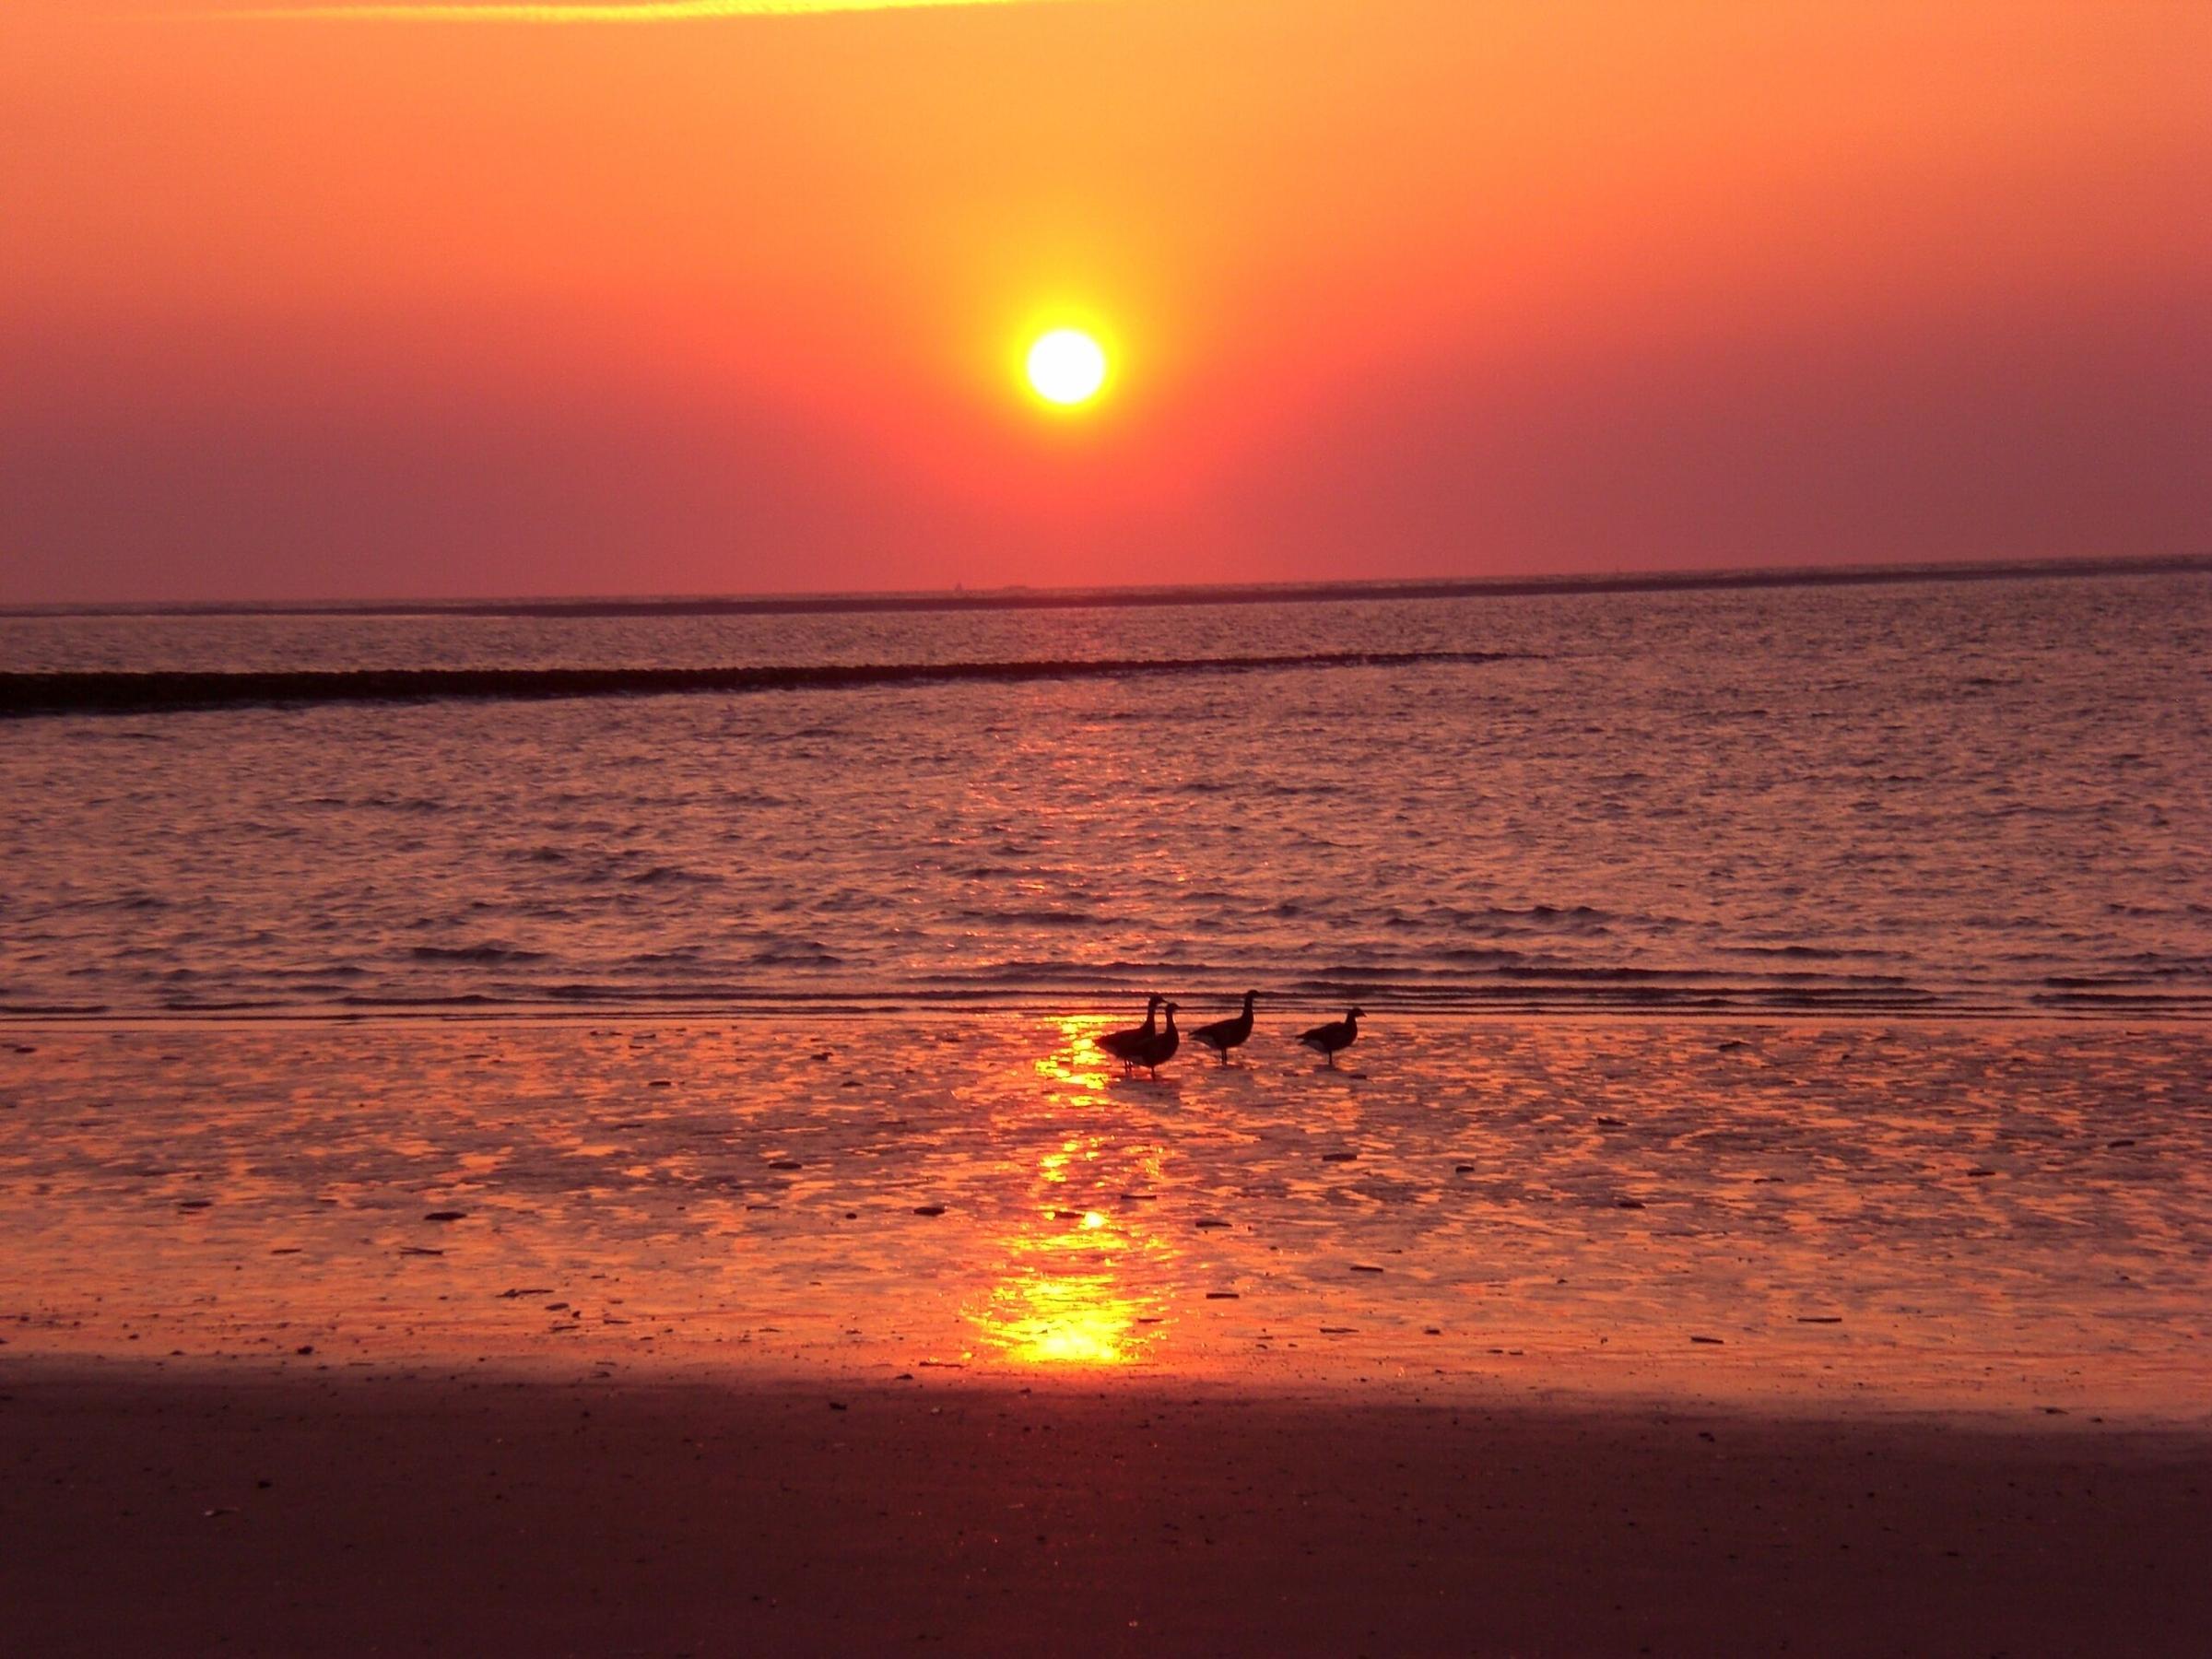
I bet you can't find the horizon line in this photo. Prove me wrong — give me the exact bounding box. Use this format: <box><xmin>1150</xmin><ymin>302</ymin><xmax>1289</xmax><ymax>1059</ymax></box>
<box><xmin>4</xmin><ymin>552</ymin><xmax>2206</xmax><ymax>620</ymax></box>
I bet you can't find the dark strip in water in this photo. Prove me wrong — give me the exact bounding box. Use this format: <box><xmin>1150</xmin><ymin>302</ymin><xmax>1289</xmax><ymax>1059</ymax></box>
<box><xmin>7</xmin><ymin>989</ymin><xmax>2206</xmax><ymax>1022</ymax></box>
<box><xmin>0</xmin><ymin>650</ymin><xmax>1512</xmax><ymax>719</ymax></box>
<box><xmin>5</xmin><ymin>555</ymin><xmax>2204</xmax><ymax>621</ymax></box>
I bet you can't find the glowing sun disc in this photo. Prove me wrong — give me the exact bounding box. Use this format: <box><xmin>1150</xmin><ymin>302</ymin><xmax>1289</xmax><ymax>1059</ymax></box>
<box><xmin>1026</xmin><ymin>329</ymin><xmax>1109</xmax><ymax>406</ymax></box>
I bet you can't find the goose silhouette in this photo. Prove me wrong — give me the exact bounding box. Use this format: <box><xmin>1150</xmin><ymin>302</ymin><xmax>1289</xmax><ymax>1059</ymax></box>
<box><xmin>1130</xmin><ymin>1002</ymin><xmax>1181</xmax><ymax>1078</ymax></box>
<box><xmin>1298</xmin><ymin>1006</ymin><xmax>1363</xmax><ymax>1068</ymax></box>
<box><xmin>1095</xmin><ymin>994</ymin><xmax>1163</xmax><ymax>1076</ymax></box>
<box><xmin>1191</xmin><ymin>990</ymin><xmax>1258</xmax><ymax>1065</ymax></box>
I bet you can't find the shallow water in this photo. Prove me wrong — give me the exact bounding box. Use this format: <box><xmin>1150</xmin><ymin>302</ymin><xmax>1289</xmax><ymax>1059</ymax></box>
<box><xmin>4</xmin><ymin>1015</ymin><xmax>2206</xmax><ymax>1416</ymax></box>
<box><xmin>3</xmin><ymin>571</ymin><xmax>2207</xmax><ymax>1018</ymax></box>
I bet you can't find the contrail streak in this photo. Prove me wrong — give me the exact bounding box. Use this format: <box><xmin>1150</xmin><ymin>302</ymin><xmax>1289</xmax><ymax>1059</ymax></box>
<box><xmin>212</xmin><ymin>0</ymin><xmax>1054</xmax><ymax>20</ymax></box>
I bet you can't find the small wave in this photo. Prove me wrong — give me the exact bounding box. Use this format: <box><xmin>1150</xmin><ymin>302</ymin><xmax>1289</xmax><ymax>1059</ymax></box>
<box><xmin>1719</xmin><ymin>943</ymin><xmax>1899</xmax><ymax>960</ymax></box>
<box><xmin>622</xmin><ymin>865</ymin><xmax>723</xmax><ymax>888</ymax></box>
<box><xmin>17</xmin><ymin>968</ymin><xmax>2194</xmax><ymax>1019</ymax></box>
<box><xmin>94</xmin><ymin>891</ymin><xmax>171</xmax><ymax>912</ymax></box>
<box><xmin>742</xmin><ymin>944</ymin><xmax>846</xmax><ymax>967</ymax></box>
<box><xmin>0</xmin><ymin>651</ymin><xmax>1516</xmax><ymax>719</ymax></box>
<box><xmin>2031</xmin><ymin>989</ymin><xmax>2212</xmax><ymax>1011</ymax></box>
<box><xmin>2046</xmin><ymin>965</ymin><xmax>2212</xmax><ymax>987</ymax></box>
<box><xmin>408</xmin><ymin>944</ymin><xmax>549</xmax><ymax>963</ymax></box>
<box><xmin>1371</xmin><ymin>903</ymin><xmax>1629</xmax><ymax>937</ymax></box>
<box><xmin>1484</xmin><ymin>903</ymin><xmax>1617</xmax><ymax>932</ymax></box>
<box><xmin>331</xmin><ymin>992</ymin><xmax>505</xmax><ymax>1006</ymax></box>
<box><xmin>953</xmin><ymin>907</ymin><xmax>1092</xmax><ymax>928</ymax></box>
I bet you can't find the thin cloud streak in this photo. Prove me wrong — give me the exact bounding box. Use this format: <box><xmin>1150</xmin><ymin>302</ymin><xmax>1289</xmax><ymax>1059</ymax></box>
<box><xmin>210</xmin><ymin>0</ymin><xmax>1053</xmax><ymax>20</ymax></box>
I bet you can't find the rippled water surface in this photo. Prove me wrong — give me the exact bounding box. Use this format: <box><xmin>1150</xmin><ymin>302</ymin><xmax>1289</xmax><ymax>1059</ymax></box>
<box><xmin>3</xmin><ymin>572</ymin><xmax>2206</xmax><ymax>1016</ymax></box>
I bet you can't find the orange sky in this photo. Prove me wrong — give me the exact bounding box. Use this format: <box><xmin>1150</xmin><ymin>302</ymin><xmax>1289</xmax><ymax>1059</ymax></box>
<box><xmin>5</xmin><ymin>0</ymin><xmax>2208</xmax><ymax>601</ymax></box>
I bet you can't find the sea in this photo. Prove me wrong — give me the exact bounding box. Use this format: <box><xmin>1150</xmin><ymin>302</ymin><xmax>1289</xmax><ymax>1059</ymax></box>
<box><xmin>6</xmin><ymin>562</ymin><xmax>2212</xmax><ymax>1405</ymax></box>
<box><xmin>3</xmin><ymin>564</ymin><xmax>2206</xmax><ymax>1021</ymax></box>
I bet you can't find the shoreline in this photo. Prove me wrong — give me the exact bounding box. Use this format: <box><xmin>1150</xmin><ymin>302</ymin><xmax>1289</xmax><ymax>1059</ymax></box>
<box><xmin>6</xmin><ymin>1363</ymin><xmax>2207</xmax><ymax>1655</ymax></box>
<box><xmin>10</xmin><ymin>1348</ymin><xmax>2212</xmax><ymax>1435</ymax></box>
<box><xmin>6</xmin><ymin>1004</ymin><xmax>2207</xmax><ymax>1029</ymax></box>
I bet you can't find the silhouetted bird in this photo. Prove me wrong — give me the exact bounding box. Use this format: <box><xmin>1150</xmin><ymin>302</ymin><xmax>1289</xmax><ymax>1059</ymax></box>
<box><xmin>1191</xmin><ymin>990</ymin><xmax>1259</xmax><ymax>1065</ymax></box>
<box><xmin>1298</xmin><ymin>1006</ymin><xmax>1363</xmax><ymax>1067</ymax></box>
<box><xmin>1131</xmin><ymin>1002</ymin><xmax>1181</xmax><ymax>1078</ymax></box>
<box><xmin>1096</xmin><ymin>994</ymin><xmax>1163</xmax><ymax>1075</ymax></box>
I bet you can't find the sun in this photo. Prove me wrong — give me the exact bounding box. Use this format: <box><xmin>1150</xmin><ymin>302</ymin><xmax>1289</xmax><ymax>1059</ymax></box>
<box><xmin>1025</xmin><ymin>328</ymin><xmax>1109</xmax><ymax>407</ymax></box>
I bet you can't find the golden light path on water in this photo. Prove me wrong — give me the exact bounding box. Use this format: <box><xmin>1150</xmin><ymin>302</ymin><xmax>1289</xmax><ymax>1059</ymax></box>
<box><xmin>967</xmin><ymin>1019</ymin><xmax>1178</xmax><ymax>1369</ymax></box>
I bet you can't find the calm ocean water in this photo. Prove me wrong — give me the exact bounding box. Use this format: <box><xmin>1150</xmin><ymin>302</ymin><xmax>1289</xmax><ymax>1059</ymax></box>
<box><xmin>2</xmin><ymin>571</ymin><xmax>2206</xmax><ymax>1018</ymax></box>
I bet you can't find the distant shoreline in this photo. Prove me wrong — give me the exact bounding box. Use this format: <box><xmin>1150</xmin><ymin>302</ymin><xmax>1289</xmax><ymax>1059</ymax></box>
<box><xmin>5</xmin><ymin>552</ymin><xmax>2204</xmax><ymax>620</ymax></box>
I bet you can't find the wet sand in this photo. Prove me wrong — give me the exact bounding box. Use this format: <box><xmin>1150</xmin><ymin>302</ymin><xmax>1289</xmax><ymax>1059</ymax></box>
<box><xmin>6</xmin><ymin>1014</ymin><xmax>2210</xmax><ymax>1650</ymax></box>
<box><xmin>5</xmin><ymin>1014</ymin><xmax>2207</xmax><ymax>1417</ymax></box>
<box><xmin>5</xmin><ymin>1361</ymin><xmax>2207</xmax><ymax>1656</ymax></box>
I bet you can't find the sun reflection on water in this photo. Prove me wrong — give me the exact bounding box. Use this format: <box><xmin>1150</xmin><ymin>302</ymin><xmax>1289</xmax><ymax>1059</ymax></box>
<box><xmin>1032</xmin><ymin>1016</ymin><xmax>1113</xmax><ymax>1094</ymax></box>
<box><xmin>970</xmin><ymin>1021</ymin><xmax>1180</xmax><ymax>1368</ymax></box>
<box><xmin>971</xmin><ymin>1201</ymin><xmax>1176</xmax><ymax>1367</ymax></box>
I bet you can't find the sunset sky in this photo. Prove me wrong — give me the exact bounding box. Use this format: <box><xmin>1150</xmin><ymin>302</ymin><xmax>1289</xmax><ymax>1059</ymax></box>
<box><xmin>6</xmin><ymin>0</ymin><xmax>2208</xmax><ymax>603</ymax></box>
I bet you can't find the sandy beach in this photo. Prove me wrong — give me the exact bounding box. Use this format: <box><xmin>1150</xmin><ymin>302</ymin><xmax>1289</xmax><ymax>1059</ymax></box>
<box><xmin>6</xmin><ymin>1362</ymin><xmax>2208</xmax><ymax>1656</ymax></box>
